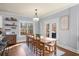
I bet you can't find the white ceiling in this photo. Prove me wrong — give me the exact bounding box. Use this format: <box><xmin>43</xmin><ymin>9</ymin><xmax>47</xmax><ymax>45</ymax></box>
<box><xmin>0</xmin><ymin>3</ymin><xmax>77</xmax><ymax>18</ymax></box>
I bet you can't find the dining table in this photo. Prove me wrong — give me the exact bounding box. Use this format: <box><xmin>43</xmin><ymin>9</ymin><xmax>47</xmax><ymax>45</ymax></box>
<box><xmin>26</xmin><ymin>35</ymin><xmax>57</xmax><ymax>55</ymax></box>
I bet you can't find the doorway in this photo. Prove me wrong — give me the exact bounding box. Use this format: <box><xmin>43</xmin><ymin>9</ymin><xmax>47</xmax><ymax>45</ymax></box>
<box><xmin>45</xmin><ymin>23</ymin><xmax>56</xmax><ymax>38</ymax></box>
<box><xmin>51</xmin><ymin>23</ymin><xmax>56</xmax><ymax>38</ymax></box>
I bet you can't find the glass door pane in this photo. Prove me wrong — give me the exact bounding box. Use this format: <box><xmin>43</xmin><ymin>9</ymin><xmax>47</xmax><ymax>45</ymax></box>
<box><xmin>20</xmin><ymin>23</ymin><xmax>27</xmax><ymax>35</ymax></box>
<box><xmin>46</xmin><ymin>24</ymin><xmax>50</xmax><ymax>37</ymax></box>
<box><xmin>51</xmin><ymin>23</ymin><xmax>56</xmax><ymax>38</ymax></box>
<box><xmin>28</xmin><ymin>23</ymin><xmax>33</xmax><ymax>35</ymax></box>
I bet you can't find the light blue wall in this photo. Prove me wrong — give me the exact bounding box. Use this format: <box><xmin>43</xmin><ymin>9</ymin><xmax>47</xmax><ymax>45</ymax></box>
<box><xmin>76</xmin><ymin>5</ymin><xmax>79</xmax><ymax>52</ymax></box>
<box><xmin>34</xmin><ymin>21</ymin><xmax>40</xmax><ymax>34</ymax></box>
<box><xmin>40</xmin><ymin>4</ymin><xmax>79</xmax><ymax>52</ymax></box>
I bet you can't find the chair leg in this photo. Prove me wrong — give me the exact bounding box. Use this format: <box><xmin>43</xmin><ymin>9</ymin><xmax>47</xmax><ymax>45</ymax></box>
<box><xmin>40</xmin><ymin>52</ymin><xmax>41</xmax><ymax>56</ymax></box>
<box><xmin>6</xmin><ymin>47</ymin><xmax>9</xmax><ymax>56</ymax></box>
<box><xmin>49</xmin><ymin>46</ymin><xmax>51</xmax><ymax>53</ymax></box>
<box><xmin>54</xmin><ymin>45</ymin><xmax>56</xmax><ymax>55</ymax></box>
<box><xmin>36</xmin><ymin>48</ymin><xmax>37</xmax><ymax>56</ymax></box>
<box><xmin>1</xmin><ymin>51</ymin><xmax>4</xmax><ymax>56</ymax></box>
<box><xmin>1</xmin><ymin>48</ymin><xmax>6</xmax><ymax>56</ymax></box>
<box><xmin>43</xmin><ymin>49</ymin><xmax>44</xmax><ymax>56</ymax></box>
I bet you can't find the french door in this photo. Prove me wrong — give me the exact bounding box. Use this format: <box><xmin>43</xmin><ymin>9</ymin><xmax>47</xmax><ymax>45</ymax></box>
<box><xmin>46</xmin><ymin>24</ymin><xmax>50</xmax><ymax>37</ymax></box>
<box><xmin>45</xmin><ymin>23</ymin><xmax>56</xmax><ymax>38</ymax></box>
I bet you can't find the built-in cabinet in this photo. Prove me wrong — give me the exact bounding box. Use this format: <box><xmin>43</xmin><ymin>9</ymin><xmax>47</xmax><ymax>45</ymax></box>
<box><xmin>3</xmin><ymin>17</ymin><xmax>17</xmax><ymax>35</ymax></box>
<box><xmin>0</xmin><ymin>16</ymin><xmax>3</xmax><ymax>28</ymax></box>
<box><xmin>5</xmin><ymin>35</ymin><xmax>16</xmax><ymax>46</ymax></box>
<box><xmin>3</xmin><ymin>16</ymin><xmax>17</xmax><ymax>45</ymax></box>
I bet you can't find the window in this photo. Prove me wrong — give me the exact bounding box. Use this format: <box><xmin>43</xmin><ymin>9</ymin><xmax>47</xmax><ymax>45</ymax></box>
<box><xmin>20</xmin><ymin>22</ymin><xmax>33</xmax><ymax>35</ymax></box>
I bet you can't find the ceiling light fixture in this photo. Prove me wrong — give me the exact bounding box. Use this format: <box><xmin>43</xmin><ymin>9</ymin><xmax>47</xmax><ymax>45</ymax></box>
<box><xmin>33</xmin><ymin>8</ymin><xmax>39</xmax><ymax>22</ymax></box>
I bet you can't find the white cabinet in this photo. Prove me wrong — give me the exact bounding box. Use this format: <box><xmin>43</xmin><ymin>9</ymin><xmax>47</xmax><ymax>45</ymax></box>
<box><xmin>3</xmin><ymin>17</ymin><xmax>17</xmax><ymax>35</ymax></box>
<box><xmin>0</xmin><ymin>16</ymin><xmax>3</xmax><ymax>28</ymax></box>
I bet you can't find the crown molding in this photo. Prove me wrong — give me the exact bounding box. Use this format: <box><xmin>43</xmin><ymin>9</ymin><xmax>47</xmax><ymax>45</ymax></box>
<box><xmin>40</xmin><ymin>4</ymin><xmax>78</xmax><ymax>19</ymax></box>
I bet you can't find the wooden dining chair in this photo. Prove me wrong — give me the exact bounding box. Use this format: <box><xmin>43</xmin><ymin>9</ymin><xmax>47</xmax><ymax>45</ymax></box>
<box><xmin>33</xmin><ymin>37</ymin><xmax>41</xmax><ymax>55</ymax></box>
<box><xmin>31</xmin><ymin>38</ymin><xmax>37</xmax><ymax>53</ymax></box>
<box><xmin>26</xmin><ymin>35</ymin><xmax>33</xmax><ymax>47</ymax></box>
<box><xmin>44</xmin><ymin>41</ymin><xmax>57</xmax><ymax>55</ymax></box>
<box><xmin>36</xmin><ymin>39</ymin><xmax>51</xmax><ymax>56</ymax></box>
<box><xmin>35</xmin><ymin>40</ymin><xmax>44</xmax><ymax>56</ymax></box>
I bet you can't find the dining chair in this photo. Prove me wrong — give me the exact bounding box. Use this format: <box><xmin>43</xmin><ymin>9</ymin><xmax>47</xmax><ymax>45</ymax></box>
<box><xmin>0</xmin><ymin>38</ymin><xmax>9</xmax><ymax>56</ymax></box>
<box><xmin>35</xmin><ymin>40</ymin><xmax>44</xmax><ymax>56</ymax></box>
<box><xmin>44</xmin><ymin>41</ymin><xmax>56</xmax><ymax>55</ymax></box>
<box><xmin>36</xmin><ymin>39</ymin><xmax>51</xmax><ymax>56</ymax></box>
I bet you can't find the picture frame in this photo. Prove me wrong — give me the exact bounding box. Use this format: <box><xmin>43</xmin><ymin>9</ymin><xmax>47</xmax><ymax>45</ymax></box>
<box><xmin>60</xmin><ymin>15</ymin><xmax>69</xmax><ymax>30</ymax></box>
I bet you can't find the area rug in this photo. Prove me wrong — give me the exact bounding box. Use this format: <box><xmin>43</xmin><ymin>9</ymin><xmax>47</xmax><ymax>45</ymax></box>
<box><xmin>29</xmin><ymin>49</ymin><xmax>65</xmax><ymax>56</ymax></box>
<box><xmin>25</xmin><ymin>45</ymin><xmax>65</xmax><ymax>56</ymax></box>
<box><xmin>53</xmin><ymin>49</ymin><xmax>65</xmax><ymax>56</ymax></box>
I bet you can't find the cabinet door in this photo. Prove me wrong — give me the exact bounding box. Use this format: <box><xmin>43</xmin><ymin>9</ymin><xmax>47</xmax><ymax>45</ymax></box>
<box><xmin>5</xmin><ymin>35</ymin><xmax>16</xmax><ymax>45</ymax></box>
<box><xmin>13</xmin><ymin>35</ymin><xmax>16</xmax><ymax>44</ymax></box>
<box><xmin>5</xmin><ymin>35</ymin><xmax>11</xmax><ymax>45</ymax></box>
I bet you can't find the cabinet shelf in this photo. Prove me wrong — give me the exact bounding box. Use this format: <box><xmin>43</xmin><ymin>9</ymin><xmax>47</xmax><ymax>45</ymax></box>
<box><xmin>4</xmin><ymin>17</ymin><xmax>17</xmax><ymax>35</ymax></box>
<box><xmin>5</xmin><ymin>17</ymin><xmax>17</xmax><ymax>21</ymax></box>
<box><xmin>5</xmin><ymin>29</ymin><xmax>11</xmax><ymax>30</ymax></box>
<box><xmin>5</xmin><ymin>24</ymin><xmax>17</xmax><ymax>26</ymax></box>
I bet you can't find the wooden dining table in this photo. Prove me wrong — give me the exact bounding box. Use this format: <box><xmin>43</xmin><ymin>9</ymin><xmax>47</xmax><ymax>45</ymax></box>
<box><xmin>26</xmin><ymin>35</ymin><xmax>57</xmax><ymax>55</ymax></box>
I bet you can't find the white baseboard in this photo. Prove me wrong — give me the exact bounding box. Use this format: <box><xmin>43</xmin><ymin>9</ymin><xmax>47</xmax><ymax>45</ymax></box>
<box><xmin>57</xmin><ymin>43</ymin><xmax>79</xmax><ymax>54</ymax></box>
<box><xmin>77</xmin><ymin>50</ymin><xmax>79</xmax><ymax>53</ymax></box>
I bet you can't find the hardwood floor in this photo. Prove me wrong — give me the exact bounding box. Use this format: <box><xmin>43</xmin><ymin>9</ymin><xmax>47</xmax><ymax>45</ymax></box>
<box><xmin>57</xmin><ymin>46</ymin><xmax>79</xmax><ymax>56</ymax></box>
<box><xmin>5</xmin><ymin>42</ymin><xmax>79</xmax><ymax>56</ymax></box>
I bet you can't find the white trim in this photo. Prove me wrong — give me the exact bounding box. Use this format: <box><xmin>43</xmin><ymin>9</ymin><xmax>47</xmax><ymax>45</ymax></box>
<box><xmin>57</xmin><ymin>43</ymin><xmax>79</xmax><ymax>54</ymax></box>
<box><xmin>77</xmin><ymin>11</ymin><xmax>79</xmax><ymax>53</ymax></box>
<box><xmin>44</xmin><ymin>22</ymin><xmax>51</xmax><ymax>37</ymax></box>
<box><xmin>33</xmin><ymin>22</ymin><xmax>36</xmax><ymax>36</ymax></box>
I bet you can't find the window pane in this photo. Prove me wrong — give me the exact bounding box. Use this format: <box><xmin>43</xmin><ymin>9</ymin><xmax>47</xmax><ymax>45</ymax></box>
<box><xmin>20</xmin><ymin>23</ymin><xmax>33</xmax><ymax>35</ymax></box>
<box><xmin>28</xmin><ymin>23</ymin><xmax>33</xmax><ymax>35</ymax></box>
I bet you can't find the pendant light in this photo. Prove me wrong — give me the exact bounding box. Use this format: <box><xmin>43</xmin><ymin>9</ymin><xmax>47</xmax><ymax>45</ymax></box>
<box><xmin>33</xmin><ymin>8</ymin><xmax>39</xmax><ymax>22</ymax></box>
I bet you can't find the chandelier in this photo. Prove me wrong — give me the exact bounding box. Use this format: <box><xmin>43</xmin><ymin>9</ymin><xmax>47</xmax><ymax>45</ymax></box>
<box><xmin>33</xmin><ymin>8</ymin><xmax>39</xmax><ymax>22</ymax></box>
